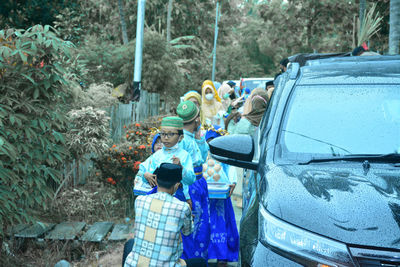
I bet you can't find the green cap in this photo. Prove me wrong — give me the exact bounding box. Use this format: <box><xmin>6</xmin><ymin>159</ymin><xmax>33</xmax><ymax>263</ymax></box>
<box><xmin>161</xmin><ymin>116</ymin><xmax>184</xmax><ymax>129</ymax></box>
<box><xmin>177</xmin><ymin>100</ymin><xmax>200</xmax><ymax>123</ymax></box>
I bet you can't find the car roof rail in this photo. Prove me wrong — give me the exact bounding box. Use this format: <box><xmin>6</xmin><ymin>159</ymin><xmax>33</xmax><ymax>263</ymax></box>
<box><xmin>289</xmin><ymin>62</ymin><xmax>300</xmax><ymax>80</ymax></box>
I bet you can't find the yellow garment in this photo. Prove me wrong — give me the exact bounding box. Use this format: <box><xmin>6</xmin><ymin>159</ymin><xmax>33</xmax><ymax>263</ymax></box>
<box><xmin>201</xmin><ymin>80</ymin><xmax>224</xmax><ymax>125</ymax></box>
<box><xmin>183</xmin><ymin>91</ymin><xmax>202</xmax><ymax>104</ymax></box>
<box><xmin>183</xmin><ymin>91</ymin><xmax>203</xmax><ymax>125</ymax></box>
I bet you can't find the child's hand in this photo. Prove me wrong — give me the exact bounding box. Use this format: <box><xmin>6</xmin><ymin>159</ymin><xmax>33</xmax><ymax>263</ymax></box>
<box><xmin>171</xmin><ymin>155</ymin><xmax>181</xmax><ymax>166</ymax></box>
<box><xmin>186</xmin><ymin>199</ymin><xmax>192</xmax><ymax>210</ymax></box>
<box><xmin>229</xmin><ymin>183</ymin><xmax>236</xmax><ymax>197</ymax></box>
<box><xmin>144</xmin><ymin>172</ymin><xmax>157</xmax><ymax>187</ymax></box>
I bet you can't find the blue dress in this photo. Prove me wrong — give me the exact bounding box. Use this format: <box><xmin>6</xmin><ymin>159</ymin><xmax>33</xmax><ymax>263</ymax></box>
<box><xmin>203</xmin><ymin>155</ymin><xmax>239</xmax><ymax>262</ymax></box>
<box><xmin>180</xmin><ymin>130</ymin><xmax>211</xmax><ymax>260</ymax></box>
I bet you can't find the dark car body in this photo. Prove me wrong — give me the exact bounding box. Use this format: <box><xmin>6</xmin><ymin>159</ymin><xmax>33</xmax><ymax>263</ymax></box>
<box><xmin>209</xmin><ymin>56</ymin><xmax>400</xmax><ymax>266</ymax></box>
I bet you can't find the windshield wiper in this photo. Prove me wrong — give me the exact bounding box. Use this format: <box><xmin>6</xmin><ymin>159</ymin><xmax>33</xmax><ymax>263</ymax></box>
<box><xmin>299</xmin><ymin>153</ymin><xmax>400</xmax><ymax>165</ymax></box>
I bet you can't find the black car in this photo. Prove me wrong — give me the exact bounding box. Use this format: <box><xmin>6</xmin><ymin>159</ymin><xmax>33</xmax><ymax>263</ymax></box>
<box><xmin>210</xmin><ymin>56</ymin><xmax>400</xmax><ymax>266</ymax></box>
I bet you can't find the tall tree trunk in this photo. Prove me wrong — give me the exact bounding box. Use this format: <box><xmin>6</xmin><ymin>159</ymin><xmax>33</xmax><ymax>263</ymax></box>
<box><xmin>359</xmin><ymin>0</ymin><xmax>367</xmax><ymax>32</ymax></box>
<box><xmin>118</xmin><ymin>0</ymin><xmax>129</xmax><ymax>45</ymax></box>
<box><xmin>166</xmin><ymin>0</ymin><xmax>174</xmax><ymax>43</ymax></box>
<box><xmin>389</xmin><ymin>0</ymin><xmax>400</xmax><ymax>54</ymax></box>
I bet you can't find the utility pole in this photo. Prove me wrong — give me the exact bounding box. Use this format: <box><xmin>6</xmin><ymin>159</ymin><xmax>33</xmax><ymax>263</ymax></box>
<box><xmin>131</xmin><ymin>0</ymin><xmax>146</xmax><ymax>101</ymax></box>
<box><xmin>211</xmin><ymin>1</ymin><xmax>220</xmax><ymax>81</ymax></box>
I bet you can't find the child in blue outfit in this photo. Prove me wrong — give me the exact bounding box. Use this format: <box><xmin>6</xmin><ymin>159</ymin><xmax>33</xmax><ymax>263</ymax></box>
<box><xmin>204</xmin><ymin>125</ymin><xmax>239</xmax><ymax>265</ymax></box>
<box><xmin>135</xmin><ymin>117</ymin><xmax>196</xmax><ymax>205</ymax></box>
<box><xmin>133</xmin><ymin>133</ymin><xmax>162</xmax><ymax>194</ymax></box>
<box><xmin>176</xmin><ymin>100</ymin><xmax>211</xmax><ymax>260</ymax></box>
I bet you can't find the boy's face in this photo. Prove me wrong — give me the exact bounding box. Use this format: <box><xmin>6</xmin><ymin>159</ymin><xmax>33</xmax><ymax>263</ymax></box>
<box><xmin>160</xmin><ymin>127</ymin><xmax>181</xmax><ymax>148</ymax></box>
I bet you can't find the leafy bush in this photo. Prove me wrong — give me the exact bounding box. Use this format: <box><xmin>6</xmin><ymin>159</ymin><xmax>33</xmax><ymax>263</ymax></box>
<box><xmin>0</xmin><ymin>25</ymin><xmax>74</xmax><ymax>234</ymax></box>
<box><xmin>94</xmin><ymin>123</ymin><xmax>152</xmax><ymax>195</ymax></box>
<box><xmin>76</xmin><ymin>36</ymin><xmax>129</xmax><ymax>86</ymax></box>
<box><xmin>77</xmin><ymin>82</ymin><xmax>118</xmax><ymax>109</ymax></box>
<box><xmin>65</xmin><ymin>106</ymin><xmax>111</xmax><ymax>184</ymax></box>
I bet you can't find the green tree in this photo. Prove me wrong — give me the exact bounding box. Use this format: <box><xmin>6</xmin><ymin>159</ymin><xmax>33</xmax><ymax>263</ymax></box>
<box><xmin>0</xmin><ymin>0</ymin><xmax>78</xmax><ymax>29</ymax></box>
<box><xmin>244</xmin><ymin>0</ymin><xmax>358</xmax><ymax>74</ymax></box>
<box><xmin>118</xmin><ymin>0</ymin><xmax>129</xmax><ymax>45</ymax></box>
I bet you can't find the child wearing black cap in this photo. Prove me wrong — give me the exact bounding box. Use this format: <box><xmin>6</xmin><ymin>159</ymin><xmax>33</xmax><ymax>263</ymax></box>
<box><xmin>123</xmin><ymin>163</ymin><xmax>207</xmax><ymax>267</ymax></box>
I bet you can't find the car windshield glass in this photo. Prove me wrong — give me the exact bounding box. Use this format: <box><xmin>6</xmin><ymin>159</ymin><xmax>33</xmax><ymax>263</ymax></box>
<box><xmin>278</xmin><ymin>85</ymin><xmax>400</xmax><ymax>161</ymax></box>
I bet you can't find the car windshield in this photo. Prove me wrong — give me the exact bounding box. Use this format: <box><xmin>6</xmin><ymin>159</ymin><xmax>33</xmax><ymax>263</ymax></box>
<box><xmin>278</xmin><ymin>84</ymin><xmax>400</xmax><ymax>161</ymax></box>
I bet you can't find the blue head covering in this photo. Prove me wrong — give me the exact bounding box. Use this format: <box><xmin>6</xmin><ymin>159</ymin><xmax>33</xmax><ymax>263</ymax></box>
<box><xmin>213</xmin><ymin>81</ymin><xmax>222</xmax><ymax>90</ymax></box>
<box><xmin>151</xmin><ymin>133</ymin><xmax>161</xmax><ymax>153</ymax></box>
<box><xmin>205</xmin><ymin>125</ymin><xmax>222</xmax><ymax>141</ymax></box>
<box><xmin>227</xmin><ymin>81</ymin><xmax>236</xmax><ymax>87</ymax></box>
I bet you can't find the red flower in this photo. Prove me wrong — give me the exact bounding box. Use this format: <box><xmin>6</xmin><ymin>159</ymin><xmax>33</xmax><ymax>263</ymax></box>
<box><xmin>135</xmin><ymin>123</ymin><xmax>141</xmax><ymax>127</ymax></box>
<box><xmin>121</xmin><ymin>157</ymin><xmax>127</xmax><ymax>161</ymax></box>
<box><xmin>112</xmin><ymin>144</ymin><xmax>116</xmax><ymax>148</ymax></box>
<box><xmin>136</xmin><ymin>131</ymin><xmax>139</xmax><ymax>135</ymax></box>
<box><xmin>112</xmin><ymin>180</ymin><xmax>116</xmax><ymax>185</ymax></box>
<box><xmin>133</xmin><ymin>161</ymin><xmax>141</xmax><ymax>170</ymax></box>
<box><xmin>123</xmin><ymin>125</ymin><xmax>127</xmax><ymax>129</ymax></box>
<box><xmin>138</xmin><ymin>145</ymin><xmax>146</xmax><ymax>150</ymax></box>
<box><xmin>107</xmin><ymin>177</ymin><xmax>113</xmax><ymax>183</ymax></box>
<box><xmin>129</xmin><ymin>146</ymin><xmax>133</xmax><ymax>150</ymax></box>
<box><xmin>134</xmin><ymin>151</ymin><xmax>138</xmax><ymax>155</ymax></box>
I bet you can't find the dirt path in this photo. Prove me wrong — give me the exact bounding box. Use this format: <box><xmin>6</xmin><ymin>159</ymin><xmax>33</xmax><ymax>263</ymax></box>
<box><xmin>73</xmin><ymin>243</ymin><xmax>124</xmax><ymax>267</ymax></box>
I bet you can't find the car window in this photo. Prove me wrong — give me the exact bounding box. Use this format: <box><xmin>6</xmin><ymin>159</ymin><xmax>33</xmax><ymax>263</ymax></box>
<box><xmin>277</xmin><ymin>84</ymin><xmax>400</xmax><ymax>161</ymax></box>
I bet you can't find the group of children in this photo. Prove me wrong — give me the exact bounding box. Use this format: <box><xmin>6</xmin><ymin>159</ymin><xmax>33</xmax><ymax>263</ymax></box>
<box><xmin>125</xmin><ymin>83</ymin><xmax>240</xmax><ymax>267</ymax></box>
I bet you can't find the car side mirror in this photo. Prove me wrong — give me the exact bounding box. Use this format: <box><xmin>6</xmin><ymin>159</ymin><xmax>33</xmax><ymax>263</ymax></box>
<box><xmin>209</xmin><ymin>135</ymin><xmax>258</xmax><ymax>170</ymax></box>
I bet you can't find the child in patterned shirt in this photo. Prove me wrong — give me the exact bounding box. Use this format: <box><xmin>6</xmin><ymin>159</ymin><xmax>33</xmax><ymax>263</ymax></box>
<box><xmin>123</xmin><ymin>163</ymin><xmax>206</xmax><ymax>267</ymax></box>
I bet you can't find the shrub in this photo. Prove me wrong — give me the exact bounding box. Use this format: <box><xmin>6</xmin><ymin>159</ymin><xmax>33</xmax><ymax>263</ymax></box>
<box><xmin>94</xmin><ymin>123</ymin><xmax>152</xmax><ymax>196</ymax></box>
<box><xmin>0</xmin><ymin>25</ymin><xmax>74</xmax><ymax>235</ymax></box>
<box><xmin>65</xmin><ymin>106</ymin><xmax>111</xmax><ymax>184</ymax></box>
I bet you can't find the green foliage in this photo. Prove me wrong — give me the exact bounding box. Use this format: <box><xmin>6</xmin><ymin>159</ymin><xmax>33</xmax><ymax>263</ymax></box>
<box><xmin>241</xmin><ymin>0</ymin><xmax>358</xmax><ymax>74</ymax></box>
<box><xmin>53</xmin><ymin>0</ymin><xmax>120</xmax><ymax>44</ymax></box>
<box><xmin>76</xmin><ymin>82</ymin><xmax>118</xmax><ymax>109</ymax></box>
<box><xmin>121</xmin><ymin>31</ymin><xmax>184</xmax><ymax>95</ymax></box>
<box><xmin>358</xmin><ymin>3</ymin><xmax>383</xmax><ymax>46</ymax></box>
<box><xmin>65</xmin><ymin>106</ymin><xmax>110</xmax><ymax>159</ymax></box>
<box><xmin>0</xmin><ymin>25</ymin><xmax>74</xmax><ymax>234</ymax></box>
<box><xmin>0</xmin><ymin>0</ymin><xmax>78</xmax><ymax>29</ymax></box>
<box><xmin>76</xmin><ymin>36</ymin><xmax>128</xmax><ymax>86</ymax></box>
<box><xmin>216</xmin><ymin>43</ymin><xmax>264</xmax><ymax>80</ymax></box>
<box><xmin>53</xmin><ymin>7</ymin><xmax>86</xmax><ymax>44</ymax></box>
